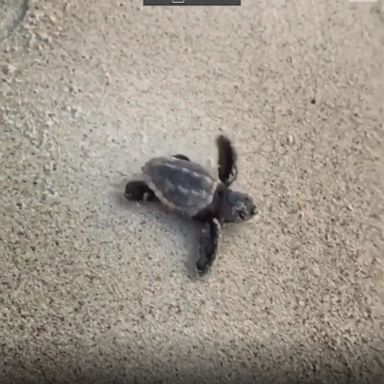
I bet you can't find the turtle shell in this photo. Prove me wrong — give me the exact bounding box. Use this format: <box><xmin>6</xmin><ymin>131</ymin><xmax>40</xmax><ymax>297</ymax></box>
<box><xmin>142</xmin><ymin>156</ymin><xmax>218</xmax><ymax>217</ymax></box>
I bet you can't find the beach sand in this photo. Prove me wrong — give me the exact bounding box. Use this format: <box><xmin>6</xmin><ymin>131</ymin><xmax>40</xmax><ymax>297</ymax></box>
<box><xmin>1</xmin><ymin>1</ymin><xmax>383</xmax><ymax>383</ymax></box>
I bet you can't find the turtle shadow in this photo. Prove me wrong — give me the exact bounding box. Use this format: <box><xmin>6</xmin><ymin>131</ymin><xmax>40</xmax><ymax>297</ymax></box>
<box><xmin>109</xmin><ymin>177</ymin><xmax>204</xmax><ymax>279</ymax></box>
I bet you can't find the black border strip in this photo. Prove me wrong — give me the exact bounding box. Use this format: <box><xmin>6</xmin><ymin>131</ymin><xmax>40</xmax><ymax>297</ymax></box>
<box><xmin>144</xmin><ymin>0</ymin><xmax>241</xmax><ymax>6</ymax></box>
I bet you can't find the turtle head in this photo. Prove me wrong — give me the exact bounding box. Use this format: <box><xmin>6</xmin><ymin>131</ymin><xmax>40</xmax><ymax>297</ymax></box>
<box><xmin>219</xmin><ymin>187</ymin><xmax>258</xmax><ymax>223</ymax></box>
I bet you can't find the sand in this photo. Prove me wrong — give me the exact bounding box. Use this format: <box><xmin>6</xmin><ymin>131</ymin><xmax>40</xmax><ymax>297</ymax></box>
<box><xmin>1</xmin><ymin>1</ymin><xmax>383</xmax><ymax>383</ymax></box>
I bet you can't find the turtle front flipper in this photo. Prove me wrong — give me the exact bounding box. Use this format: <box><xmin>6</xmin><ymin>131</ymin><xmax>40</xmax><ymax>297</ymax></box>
<box><xmin>124</xmin><ymin>180</ymin><xmax>158</xmax><ymax>202</ymax></box>
<box><xmin>196</xmin><ymin>218</ymin><xmax>221</xmax><ymax>276</ymax></box>
<box><xmin>216</xmin><ymin>135</ymin><xmax>238</xmax><ymax>186</ymax></box>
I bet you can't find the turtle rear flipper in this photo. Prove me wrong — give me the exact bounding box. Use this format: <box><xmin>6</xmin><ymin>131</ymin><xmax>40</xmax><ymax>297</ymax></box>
<box><xmin>125</xmin><ymin>180</ymin><xmax>158</xmax><ymax>202</ymax></box>
<box><xmin>217</xmin><ymin>135</ymin><xmax>238</xmax><ymax>186</ymax></box>
<box><xmin>196</xmin><ymin>218</ymin><xmax>221</xmax><ymax>276</ymax></box>
<box><xmin>173</xmin><ymin>154</ymin><xmax>190</xmax><ymax>161</ymax></box>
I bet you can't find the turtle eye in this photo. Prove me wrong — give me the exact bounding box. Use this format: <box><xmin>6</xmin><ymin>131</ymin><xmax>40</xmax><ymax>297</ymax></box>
<box><xmin>239</xmin><ymin>211</ymin><xmax>246</xmax><ymax>219</ymax></box>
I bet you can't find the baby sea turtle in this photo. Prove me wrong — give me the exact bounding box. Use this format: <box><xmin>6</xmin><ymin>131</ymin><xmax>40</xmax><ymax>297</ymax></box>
<box><xmin>124</xmin><ymin>135</ymin><xmax>258</xmax><ymax>277</ymax></box>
